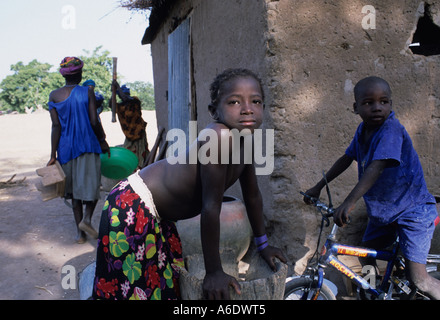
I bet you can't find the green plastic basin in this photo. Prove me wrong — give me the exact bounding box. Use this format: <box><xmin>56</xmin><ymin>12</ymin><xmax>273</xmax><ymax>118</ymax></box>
<box><xmin>100</xmin><ymin>147</ymin><xmax>138</xmax><ymax>180</ymax></box>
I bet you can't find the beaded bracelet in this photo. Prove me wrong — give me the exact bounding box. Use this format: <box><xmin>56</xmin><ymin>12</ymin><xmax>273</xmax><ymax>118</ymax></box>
<box><xmin>254</xmin><ymin>234</ymin><xmax>268</xmax><ymax>252</ymax></box>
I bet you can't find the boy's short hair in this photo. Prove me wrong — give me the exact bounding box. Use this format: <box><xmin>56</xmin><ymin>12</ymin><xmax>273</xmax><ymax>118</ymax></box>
<box><xmin>209</xmin><ymin>68</ymin><xmax>265</xmax><ymax>108</ymax></box>
<box><xmin>354</xmin><ymin>76</ymin><xmax>392</xmax><ymax>102</ymax></box>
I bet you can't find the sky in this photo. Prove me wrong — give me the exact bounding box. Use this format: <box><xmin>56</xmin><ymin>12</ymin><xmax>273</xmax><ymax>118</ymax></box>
<box><xmin>0</xmin><ymin>0</ymin><xmax>154</xmax><ymax>84</ymax></box>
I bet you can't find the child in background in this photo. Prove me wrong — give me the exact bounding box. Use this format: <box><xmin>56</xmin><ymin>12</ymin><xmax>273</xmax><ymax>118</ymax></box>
<box><xmin>304</xmin><ymin>76</ymin><xmax>440</xmax><ymax>299</ymax></box>
<box><xmin>93</xmin><ymin>68</ymin><xmax>286</xmax><ymax>300</ymax></box>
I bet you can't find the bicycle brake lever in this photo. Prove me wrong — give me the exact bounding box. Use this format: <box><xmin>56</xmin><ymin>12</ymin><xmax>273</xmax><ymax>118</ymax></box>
<box><xmin>300</xmin><ymin>191</ymin><xmax>317</xmax><ymax>204</ymax></box>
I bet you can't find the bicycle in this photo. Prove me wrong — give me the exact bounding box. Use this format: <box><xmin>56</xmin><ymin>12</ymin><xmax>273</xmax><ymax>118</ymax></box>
<box><xmin>284</xmin><ymin>181</ymin><xmax>440</xmax><ymax>300</ymax></box>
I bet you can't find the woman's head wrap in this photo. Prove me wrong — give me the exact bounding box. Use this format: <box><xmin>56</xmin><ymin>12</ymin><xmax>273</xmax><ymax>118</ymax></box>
<box><xmin>83</xmin><ymin>79</ymin><xmax>96</xmax><ymax>87</ymax></box>
<box><xmin>120</xmin><ymin>84</ymin><xmax>130</xmax><ymax>95</ymax></box>
<box><xmin>95</xmin><ymin>92</ymin><xmax>104</xmax><ymax>102</ymax></box>
<box><xmin>59</xmin><ymin>57</ymin><xmax>84</xmax><ymax>76</ymax></box>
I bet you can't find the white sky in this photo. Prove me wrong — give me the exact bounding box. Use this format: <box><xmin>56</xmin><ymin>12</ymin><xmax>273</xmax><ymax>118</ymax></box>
<box><xmin>0</xmin><ymin>0</ymin><xmax>154</xmax><ymax>84</ymax></box>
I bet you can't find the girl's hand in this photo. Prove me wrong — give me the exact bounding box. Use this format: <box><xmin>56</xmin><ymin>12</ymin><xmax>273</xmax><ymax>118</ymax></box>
<box><xmin>203</xmin><ymin>270</ymin><xmax>241</xmax><ymax>300</ymax></box>
<box><xmin>259</xmin><ymin>245</ymin><xmax>287</xmax><ymax>271</ymax></box>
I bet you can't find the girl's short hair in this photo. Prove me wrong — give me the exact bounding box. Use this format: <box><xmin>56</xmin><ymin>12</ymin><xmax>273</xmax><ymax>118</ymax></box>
<box><xmin>209</xmin><ymin>68</ymin><xmax>265</xmax><ymax>108</ymax></box>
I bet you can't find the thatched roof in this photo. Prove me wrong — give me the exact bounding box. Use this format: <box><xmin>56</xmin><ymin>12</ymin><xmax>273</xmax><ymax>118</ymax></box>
<box><xmin>119</xmin><ymin>0</ymin><xmax>154</xmax><ymax>11</ymax></box>
<box><xmin>120</xmin><ymin>0</ymin><xmax>176</xmax><ymax>45</ymax></box>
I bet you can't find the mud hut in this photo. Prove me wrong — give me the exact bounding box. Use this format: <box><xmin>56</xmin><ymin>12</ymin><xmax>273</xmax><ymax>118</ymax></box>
<box><xmin>126</xmin><ymin>0</ymin><xmax>440</xmax><ymax>274</ymax></box>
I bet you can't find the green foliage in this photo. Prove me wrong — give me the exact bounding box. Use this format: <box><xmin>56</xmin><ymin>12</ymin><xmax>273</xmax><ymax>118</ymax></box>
<box><xmin>0</xmin><ymin>46</ymin><xmax>155</xmax><ymax>113</ymax></box>
<box><xmin>0</xmin><ymin>60</ymin><xmax>64</xmax><ymax>113</ymax></box>
<box><xmin>125</xmin><ymin>80</ymin><xmax>155</xmax><ymax>110</ymax></box>
<box><xmin>79</xmin><ymin>46</ymin><xmax>113</xmax><ymax>109</ymax></box>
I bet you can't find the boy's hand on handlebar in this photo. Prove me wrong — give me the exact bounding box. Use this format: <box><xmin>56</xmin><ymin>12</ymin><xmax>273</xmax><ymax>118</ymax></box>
<box><xmin>303</xmin><ymin>187</ymin><xmax>321</xmax><ymax>204</ymax></box>
<box><xmin>333</xmin><ymin>201</ymin><xmax>355</xmax><ymax>227</ymax></box>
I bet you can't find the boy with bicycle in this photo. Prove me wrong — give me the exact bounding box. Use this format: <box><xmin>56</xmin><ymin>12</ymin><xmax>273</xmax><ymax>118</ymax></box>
<box><xmin>304</xmin><ymin>76</ymin><xmax>440</xmax><ymax>299</ymax></box>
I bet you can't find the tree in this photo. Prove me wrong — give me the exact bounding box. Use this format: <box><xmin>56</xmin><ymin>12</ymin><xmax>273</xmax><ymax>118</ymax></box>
<box><xmin>79</xmin><ymin>46</ymin><xmax>113</xmax><ymax>108</ymax></box>
<box><xmin>0</xmin><ymin>46</ymin><xmax>155</xmax><ymax>113</ymax></box>
<box><xmin>0</xmin><ymin>60</ymin><xmax>63</xmax><ymax>113</ymax></box>
<box><xmin>79</xmin><ymin>47</ymin><xmax>155</xmax><ymax>111</ymax></box>
<box><xmin>125</xmin><ymin>80</ymin><xmax>155</xmax><ymax>110</ymax></box>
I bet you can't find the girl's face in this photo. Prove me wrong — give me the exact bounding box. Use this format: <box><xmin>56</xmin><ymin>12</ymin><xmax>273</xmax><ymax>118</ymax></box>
<box><xmin>354</xmin><ymin>82</ymin><xmax>392</xmax><ymax>129</ymax></box>
<box><xmin>210</xmin><ymin>76</ymin><xmax>264</xmax><ymax>132</ymax></box>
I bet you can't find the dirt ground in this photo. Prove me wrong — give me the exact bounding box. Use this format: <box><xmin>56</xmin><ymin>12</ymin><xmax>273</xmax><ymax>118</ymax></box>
<box><xmin>0</xmin><ymin>109</ymin><xmax>157</xmax><ymax>300</ymax></box>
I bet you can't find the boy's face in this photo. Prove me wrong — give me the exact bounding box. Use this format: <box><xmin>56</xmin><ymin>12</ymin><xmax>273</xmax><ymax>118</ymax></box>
<box><xmin>210</xmin><ymin>76</ymin><xmax>264</xmax><ymax>132</ymax></box>
<box><xmin>354</xmin><ymin>82</ymin><xmax>392</xmax><ymax>128</ymax></box>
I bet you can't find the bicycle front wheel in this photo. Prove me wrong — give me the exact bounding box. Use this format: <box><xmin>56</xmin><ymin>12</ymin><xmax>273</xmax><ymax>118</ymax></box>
<box><xmin>284</xmin><ymin>277</ymin><xmax>336</xmax><ymax>300</ymax></box>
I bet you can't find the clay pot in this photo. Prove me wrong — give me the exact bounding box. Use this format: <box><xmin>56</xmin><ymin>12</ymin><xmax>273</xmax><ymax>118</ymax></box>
<box><xmin>176</xmin><ymin>196</ymin><xmax>252</xmax><ymax>262</ymax></box>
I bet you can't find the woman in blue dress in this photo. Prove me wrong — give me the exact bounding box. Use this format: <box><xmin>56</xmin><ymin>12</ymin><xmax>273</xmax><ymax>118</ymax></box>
<box><xmin>48</xmin><ymin>57</ymin><xmax>110</xmax><ymax>243</ymax></box>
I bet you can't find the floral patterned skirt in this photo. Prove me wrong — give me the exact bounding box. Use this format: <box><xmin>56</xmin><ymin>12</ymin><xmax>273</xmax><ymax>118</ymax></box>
<box><xmin>92</xmin><ymin>179</ymin><xmax>184</xmax><ymax>300</ymax></box>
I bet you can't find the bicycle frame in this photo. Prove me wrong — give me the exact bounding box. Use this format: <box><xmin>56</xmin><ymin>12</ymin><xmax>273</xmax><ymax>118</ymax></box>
<box><xmin>297</xmin><ymin>189</ymin><xmax>440</xmax><ymax>300</ymax></box>
<box><xmin>314</xmin><ymin>224</ymin><xmax>399</xmax><ymax>299</ymax></box>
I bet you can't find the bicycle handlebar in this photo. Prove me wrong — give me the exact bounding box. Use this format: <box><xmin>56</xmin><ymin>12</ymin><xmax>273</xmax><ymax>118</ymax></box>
<box><xmin>300</xmin><ymin>191</ymin><xmax>335</xmax><ymax>217</ymax></box>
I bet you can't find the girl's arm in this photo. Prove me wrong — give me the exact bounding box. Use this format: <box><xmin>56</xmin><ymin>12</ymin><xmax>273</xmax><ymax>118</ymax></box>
<box><xmin>239</xmin><ymin>164</ymin><xmax>287</xmax><ymax>270</ymax></box>
<box><xmin>199</xmin><ymin>128</ymin><xmax>241</xmax><ymax>300</ymax></box>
